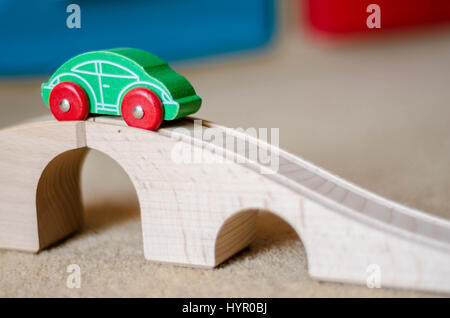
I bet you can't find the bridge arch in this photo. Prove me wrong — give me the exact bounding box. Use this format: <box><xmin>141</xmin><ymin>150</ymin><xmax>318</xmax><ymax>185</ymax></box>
<box><xmin>36</xmin><ymin>148</ymin><xmax>87</xmax><ymax>249</ymax></box>
<box><xmin>214</xmin><ymin>209</ymin><xmax>308</xmax><ymax>268</ymax></box>
<box><xmin>36</xmin><ymin>147</ymin><xmax>142</xmax><ymax>250</ymax></box>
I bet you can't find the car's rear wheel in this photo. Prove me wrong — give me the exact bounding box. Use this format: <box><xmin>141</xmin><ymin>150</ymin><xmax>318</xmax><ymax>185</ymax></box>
<box><xmin>121</xmin><ymin>87</ymin><xmax>164</xmax><ymax>131</ymax></box>
<box><xmin>49</xmin><ymin>81</ymin><xmax>90</xmax><ymax>121</ymax></box>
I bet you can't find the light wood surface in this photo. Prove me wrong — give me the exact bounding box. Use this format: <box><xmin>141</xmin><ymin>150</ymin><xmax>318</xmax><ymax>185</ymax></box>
<box><xmin>0</xmin><ymin>121</ymin><xmax>86</xmax><ymax>251</ymax></box>
<box><xmin>37</xmin><ymin>148</ymin><xmax>86</xmax><ymax>249</ymax></box>
<box><xmin>0</xmin><ymin>115</ymin><xmax>449</xmax><ymax>293</ymax></box>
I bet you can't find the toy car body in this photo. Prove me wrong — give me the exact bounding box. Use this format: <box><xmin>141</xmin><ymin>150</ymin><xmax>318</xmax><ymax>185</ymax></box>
<box><xmin>41</xmin><ymin>48</ymin><xmax>202</xmax><ymax>130</ymax></box>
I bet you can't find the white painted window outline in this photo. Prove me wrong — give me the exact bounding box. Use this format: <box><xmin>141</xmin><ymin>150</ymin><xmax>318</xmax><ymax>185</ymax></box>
<box><xmin>71</xmin><ymin>61</ymin><xmax>97</xmax><ymax>76</ymax></box>
<box><xmin>99</xmin><ymin>61</ymin><xmax>138</xmax><ymax>79</ymax></box>
<box><xmin>71</xmin><ymin>60</ymin><xmax>138</xmax><ymax>79</ymax></box>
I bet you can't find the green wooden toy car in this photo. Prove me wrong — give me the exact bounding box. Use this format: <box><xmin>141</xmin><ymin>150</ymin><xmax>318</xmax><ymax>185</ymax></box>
<box><xmin>41</xmin><ymin>48</ymin><xmax>202</xmax><ymax>130</ymax></box>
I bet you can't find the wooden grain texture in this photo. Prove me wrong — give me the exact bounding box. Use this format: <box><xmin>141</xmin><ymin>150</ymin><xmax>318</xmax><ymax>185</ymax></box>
<box><xmin>0</xmin><ymin>121</ymin><xmax>86</xmax><ymax>251</ymax></box>
<box><xmin>0</xmin><ymin>116</ymin><xmax>449</xmax><ymax>293</ymax></box>
<box><xmin>36</xmin><ymin>148</ymin><xmax>87</xmax><ymax>249</ymax></box>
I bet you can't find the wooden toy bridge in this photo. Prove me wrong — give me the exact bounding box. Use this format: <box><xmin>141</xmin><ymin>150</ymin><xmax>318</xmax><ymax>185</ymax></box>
<box><xmin>0</xmin><ymin>116</ymin><xmax>449</xmax><ymax>293</ymax></box>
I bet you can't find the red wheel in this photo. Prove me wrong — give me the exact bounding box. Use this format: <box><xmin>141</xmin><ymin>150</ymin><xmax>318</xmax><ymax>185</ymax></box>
<box><xmin>49</xmin><ymin>82</ymin><xmax>90</xmax><ymax>121</ymax></box>
<box><xmin>121</xmin><ymin>87</ymin><xmax>164</xmax><ymax>131</ymax></box>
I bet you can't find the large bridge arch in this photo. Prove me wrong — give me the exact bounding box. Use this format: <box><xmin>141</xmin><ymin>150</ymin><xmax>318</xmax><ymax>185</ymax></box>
<box><xmin>36</xmin><ymin>146</ymin><xmax>143</xmax><ymax>250</ymax></box>
<box><xmin>36</xmin><ymin>148</ymin><xmax>87</xmax><ymax>249</ymax></box>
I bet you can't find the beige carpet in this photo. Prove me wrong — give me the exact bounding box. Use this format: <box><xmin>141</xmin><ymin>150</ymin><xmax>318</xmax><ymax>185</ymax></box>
<box><xmin>1</xmin><ymin>25</ymin><xmax>450</xmax><ymax>297</ymax></box>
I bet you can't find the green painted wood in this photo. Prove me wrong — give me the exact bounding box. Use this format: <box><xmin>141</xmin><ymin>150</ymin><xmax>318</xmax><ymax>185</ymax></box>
<box><xmin>42</xmin><ymin>48</ymin><xmax>202</xmax><ymax>121</ymax></box>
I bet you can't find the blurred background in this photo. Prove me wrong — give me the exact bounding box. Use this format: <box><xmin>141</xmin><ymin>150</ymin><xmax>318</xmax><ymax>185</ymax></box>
<box><xmin>1</xmin><ymin>0</ymin><xmax>450</xmax><ymax>297</ymax></box>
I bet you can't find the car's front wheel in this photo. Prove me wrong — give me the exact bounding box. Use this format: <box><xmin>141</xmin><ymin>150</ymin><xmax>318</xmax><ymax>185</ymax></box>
<box><xmin>49</xmin><ymin>81</ymin><xmax>90</xmax><ymax>121</ymax></box>
<box><xmin>121</xmin><ymin>87</ymin><xmax>164</xmax><ymax>131</ymax></box>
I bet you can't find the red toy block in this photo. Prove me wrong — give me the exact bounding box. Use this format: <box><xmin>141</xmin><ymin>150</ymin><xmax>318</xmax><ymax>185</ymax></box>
<box><xmin>303</xmin><ymin>0</ymin><xmax>450</xmax><ymax>35</ymax></box>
